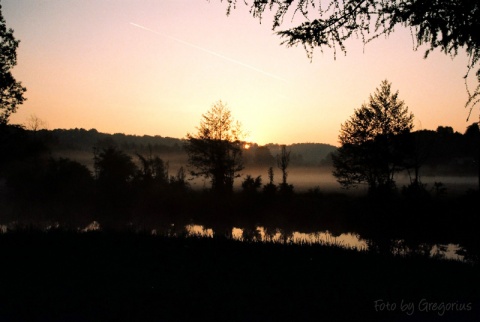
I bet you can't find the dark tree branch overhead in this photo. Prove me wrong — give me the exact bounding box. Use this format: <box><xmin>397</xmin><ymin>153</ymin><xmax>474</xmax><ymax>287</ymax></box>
<box><xmin>220</xmin><ymin>0</ymin><xmax>480</xmax><ymax>117</ymax></box>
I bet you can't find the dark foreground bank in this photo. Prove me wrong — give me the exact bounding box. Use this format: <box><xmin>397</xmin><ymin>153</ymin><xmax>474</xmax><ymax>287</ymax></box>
<box><xmin>0</xmin><ymin>231</ymin><xmax>478</xmax><ymax>322</ymax></box>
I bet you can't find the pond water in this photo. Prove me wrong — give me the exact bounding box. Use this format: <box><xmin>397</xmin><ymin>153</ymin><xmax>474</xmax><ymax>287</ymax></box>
<box><xmin>186</xmin><ymin>224</ymin><xmax>368</xmax><ymax>249</ymax></box>
<box><xmin>0</xmin><ymin>221</ymin><xmax>468</xmax><ymax>262</ymax></box>
<box><xmin>184</xmin><ymin>224</ymin><xmax>465</xmax><ymax>262</ymax></box>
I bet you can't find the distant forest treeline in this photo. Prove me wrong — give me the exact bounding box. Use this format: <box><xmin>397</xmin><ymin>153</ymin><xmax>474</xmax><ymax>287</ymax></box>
<box><xmin>36</xmin><ymin>128</ymin><xmax>184</xmax><ymax>154</ymax></box>
<box><xmin>400</xmin><ymin>125</ymin><xmax>479</xmax><ymax>176</ymax></box>
<box><xmin>28</xmin><ymin>125</ymin><xmax>479</xmax><ymax>175</ymax></box>
<box><xmin>30</xmin><ymin>128</ymin><xmax>339</xmax><ymax>168</ymax></box>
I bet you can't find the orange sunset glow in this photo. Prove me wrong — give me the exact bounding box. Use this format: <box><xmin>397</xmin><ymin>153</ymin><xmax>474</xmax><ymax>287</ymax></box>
<box><xmin>3</xmin><ymin>0</ymin><xmax>477</xmax><ymax>146</ymax></box>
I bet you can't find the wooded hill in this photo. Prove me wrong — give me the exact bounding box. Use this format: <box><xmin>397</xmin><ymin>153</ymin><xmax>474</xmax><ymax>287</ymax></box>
<box><xmin>16</xmin><ymin>124</ymin><xmax>480</xmax><ymax>175</ymax></box>
<box><xmin>32</xmin><ymin>128</ymin><xmax>339</xmax><ymax>168</ymax></box>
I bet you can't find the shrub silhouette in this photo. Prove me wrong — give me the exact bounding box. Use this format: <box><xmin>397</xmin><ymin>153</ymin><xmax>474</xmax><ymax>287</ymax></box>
<box><xmin>241</xmin><ymin>175</ymin><xmax>262</xmax><ymax>194</ymax></box>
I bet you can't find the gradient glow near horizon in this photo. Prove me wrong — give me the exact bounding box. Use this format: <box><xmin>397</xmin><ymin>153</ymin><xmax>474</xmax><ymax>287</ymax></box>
<box><xmin>3</xmin><ymin>0</ymin><xmax>478</xmax><ymax>146</ymax></box>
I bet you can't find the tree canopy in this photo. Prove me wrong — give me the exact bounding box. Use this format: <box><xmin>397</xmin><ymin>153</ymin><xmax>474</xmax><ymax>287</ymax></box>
<box><xmin>333</xmin><ymin>80</ymin><xmax>414</xmax><ymax>194</ymax></box>
<box><xmin>0</xmin><ymin>3</ymin><xmax>26</xmax><ymax>125</ymax></box>
<box><xmin>185</xmin><ymin>101</ymin><xmax>245</xmax><ymax>194</ymax></box>
<box><xmin>221</xmin><ymin>0</ymin><xmax>480</xmax><ymax>115</ymax></box>
<box><xmin>93</xmin><ymin>146</ymin><xmax>137</xmax><ymax>188</ymax></box>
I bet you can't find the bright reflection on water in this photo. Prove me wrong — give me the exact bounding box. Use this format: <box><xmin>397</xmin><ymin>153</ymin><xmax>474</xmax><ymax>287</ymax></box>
<box><xmin>0</xmin><ymin>221</ymin><xmax>464</xmax><ymax>262</ymax></box>
<box><xmin>185</xmin><ymin>225</ymin><xmax>368</xmax><ymax>249</ymax></box>
<box><xmin>185</xmin><ymin>224</ymin><xmax>214</xmax><ymax>238</ymax></box>
<box><xmin>431</xmin><ymin>244</ymin><xmax>464</xmax><ymax>261</ymax></box>
<box><xmin>82</xmin><ymin>221</ymin><xmax>101</xmax><ymax>232</ymax></box>
<box><xmin>291</xmin><ymin>231</ymin><xmax>368</xmax><ymax>250</ymax></box>
<box><xmin>183</xmin><ymin>224</ymin><xmax>465</xmax><ymax>261</ymax></box>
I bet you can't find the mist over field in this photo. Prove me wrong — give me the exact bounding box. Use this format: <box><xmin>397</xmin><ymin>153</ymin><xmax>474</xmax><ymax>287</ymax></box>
<box><xmin>42</xmin><ymin>128</ymin><xmax>479</xmax><ymax>195</ymax></box>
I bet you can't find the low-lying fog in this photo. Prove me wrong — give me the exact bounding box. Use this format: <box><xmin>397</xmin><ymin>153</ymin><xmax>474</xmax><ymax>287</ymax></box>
<box><xmin>211</xmin><ymin>166</ymin><xmax>477</xmax><ymax>194</ymax></box>
<box><xmin>53</xmin><ymin>150</ymin><xmax>478</xmax><ymax>194</ymax></box>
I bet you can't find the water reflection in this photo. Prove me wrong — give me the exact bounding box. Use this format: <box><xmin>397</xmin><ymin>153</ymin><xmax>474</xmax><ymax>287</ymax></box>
<box><xmin>431</xmin><ymin>244</ymin><xmax>464</xmax><ymax>261</ymax></box>
<box><xmin>82</xmin><ymin>221</ymin><xmax>101</xmax><ymax>232</ymax></box>
<box><xmin>183</xmin><ymin>224</ymin><xmax>464</xmax><ymax>261</ymax></box>
<box><xmin>291</xmin><ymin>231</ymin><xmax>368</xmax><ymax>250</ymax></box>
<box><xmin>186</xmin><ymin>224</ymin><xmax>214</xmax><ymax>238</ymax></box>
<box><xmin>0</xmin><ymin>220</ymin><xmax>468</xmax><ymax>262</ymax></box>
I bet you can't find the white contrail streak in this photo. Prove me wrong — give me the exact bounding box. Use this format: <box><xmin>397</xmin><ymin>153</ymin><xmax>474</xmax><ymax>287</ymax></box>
<box><xmin>129</xmin><ymin>22</ymin><xmax>289</xmax><ymax>83</ymax></box>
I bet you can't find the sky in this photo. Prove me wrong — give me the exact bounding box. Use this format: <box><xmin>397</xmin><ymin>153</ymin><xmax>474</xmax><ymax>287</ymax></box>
<box><xmin>2</xmin><ymin>0</ymin><xmax>478</xmax><ymax>146</ymax></box>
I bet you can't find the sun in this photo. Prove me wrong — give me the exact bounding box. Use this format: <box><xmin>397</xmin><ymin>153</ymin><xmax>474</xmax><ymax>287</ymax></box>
<box><xmin>244</xmin><ymin>143</ymin><xmax>251</xmax><ymax>149</ymax></box>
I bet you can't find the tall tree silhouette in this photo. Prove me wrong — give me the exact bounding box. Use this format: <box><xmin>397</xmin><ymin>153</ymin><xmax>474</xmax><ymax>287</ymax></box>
<box><xmin>277</xmin><ymin>145</ymin><xmax>293</xmax><ymax>193</ymax></box>
<box><xmin>185</xmin><ymin>101</ymin><xmax>245</xmax><ymax>194</ymax></box>
<box><xmin>333</xmin><ymin>80</ymin><xmax>414</xmax><ymax>194</ymax></box>
<box><xmin>0</xmin><ymin>3</ymin><xmax>26</xmax><ymax>124</ymax></box>
<box><xmin>263</xmin><ymin>166</ymin><xmax>277</xmax><ymax>195</ymax></box>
